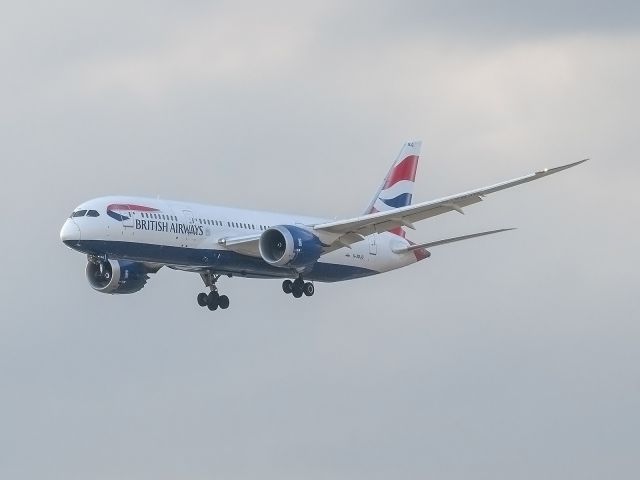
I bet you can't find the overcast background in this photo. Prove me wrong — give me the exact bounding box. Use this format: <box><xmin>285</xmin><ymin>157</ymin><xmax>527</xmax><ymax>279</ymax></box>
<box><xmin>1</xmin><ymin>1</ymin><xmax>639</xmax><ymax>479</ymax></box>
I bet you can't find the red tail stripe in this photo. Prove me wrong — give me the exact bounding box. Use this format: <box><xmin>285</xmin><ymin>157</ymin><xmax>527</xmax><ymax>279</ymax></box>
<box><xmin>384</xmin><ymin>155</ymin><xmax>419</xmax><ymax>189</ymax></box>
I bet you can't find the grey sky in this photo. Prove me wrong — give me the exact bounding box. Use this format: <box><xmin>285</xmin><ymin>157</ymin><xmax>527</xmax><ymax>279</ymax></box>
<box><xmin>1</xmin><ymin>2</ymin><xmax>639</xmax><ymax>479</ymax></box>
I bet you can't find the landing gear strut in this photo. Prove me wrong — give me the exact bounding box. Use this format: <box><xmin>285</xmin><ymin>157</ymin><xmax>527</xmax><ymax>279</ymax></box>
<box><xmin>197</xmin><ymin>272</ymin><xmax>230</xmax><ymax>311</ymax></box>
<box><xmin>282</xmin><ymin>275</ymin><xmax>314</xmax><ymax>299</ymax></box>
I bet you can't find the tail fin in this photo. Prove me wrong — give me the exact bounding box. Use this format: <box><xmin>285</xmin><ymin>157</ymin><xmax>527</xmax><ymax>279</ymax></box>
<box><xmin>364</xmin><ymin>140</ymin><xmax>421</xmax><ymax>237</ymax></box>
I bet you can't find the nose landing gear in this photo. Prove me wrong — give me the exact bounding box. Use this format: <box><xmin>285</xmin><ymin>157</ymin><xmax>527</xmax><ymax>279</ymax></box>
<box><xmin>282</xmin><ymin>276</ymin><xmax>314</xmax><ymax>299</ymax></box>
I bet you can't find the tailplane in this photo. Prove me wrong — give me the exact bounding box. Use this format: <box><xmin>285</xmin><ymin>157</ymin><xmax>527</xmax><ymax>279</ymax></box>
<box><xmin>391</xmin><ymin>228</ymin><xmax>516</xmax><ymax>253</ymax></box>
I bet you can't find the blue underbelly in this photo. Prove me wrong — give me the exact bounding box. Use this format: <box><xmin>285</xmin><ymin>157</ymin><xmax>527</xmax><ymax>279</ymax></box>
<box><xmin>69</xmin><ymin>240</ymin><xmax>376</xmax><ymax>283</ymax></box>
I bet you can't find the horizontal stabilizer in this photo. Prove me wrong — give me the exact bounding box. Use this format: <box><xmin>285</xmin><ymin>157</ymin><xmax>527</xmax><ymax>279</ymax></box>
<box><xmin>392</xmin><ymin>228</ymin><xmax>516</xmax><ymax>253</ymax></box>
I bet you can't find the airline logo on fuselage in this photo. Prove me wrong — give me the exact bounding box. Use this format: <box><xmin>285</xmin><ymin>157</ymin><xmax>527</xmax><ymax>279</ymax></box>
<box><xmin>107</xmin><ymin>204</ymin><xmax>204</xmax><ymax>236</ymax></box>
<box><xmin>135</xmin><ymin>218</ymin><xmax>204</xmax><ymax>236</ymax></box>
<box><xmin>107</xmin><ymin>204</ymin><xmax>159</xmax><ymax>221</ymax></box>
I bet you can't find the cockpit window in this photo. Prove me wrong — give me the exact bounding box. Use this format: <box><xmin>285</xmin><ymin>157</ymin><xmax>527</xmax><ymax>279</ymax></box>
<box><xmin>71</xmin><ymin>210</ymin><xmax>87</xmax><ymax>217</ymax></box>
<box><xmin>86</xmin><ymin>210</ymin><xmax>100</xmax><ymax>217</ymax></box>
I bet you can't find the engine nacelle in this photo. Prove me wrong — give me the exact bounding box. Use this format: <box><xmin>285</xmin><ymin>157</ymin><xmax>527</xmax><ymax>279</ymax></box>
<box><xmin>259</xmin><ymin>225</ymin><xmax>323</xmax><ymax>268</ymax></box>
<box><xmin>85</xmin><ymin>259</ymin><xmax>150</xmax><ymax>294</ymax></box>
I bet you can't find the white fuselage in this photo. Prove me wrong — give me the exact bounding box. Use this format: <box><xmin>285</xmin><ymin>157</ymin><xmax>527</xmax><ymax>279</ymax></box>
<box><xmin>60</xmin><ymin>196</ymin><xmax>424</xmax><ymax>282</ymax></box>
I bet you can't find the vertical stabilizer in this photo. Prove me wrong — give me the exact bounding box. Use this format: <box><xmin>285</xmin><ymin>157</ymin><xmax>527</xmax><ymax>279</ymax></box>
<box><xmin>364</xmin><ymin>141</ymin><xmax>421</xmax><ymax>238</ymax></box>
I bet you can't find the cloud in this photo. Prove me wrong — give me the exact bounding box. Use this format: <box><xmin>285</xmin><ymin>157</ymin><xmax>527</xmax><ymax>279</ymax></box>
<box><xmin>75</xmin><ymin>2</ymin><xmax>339</xmax><ymax>99</ymax></box>
<box><xmin>2</xmin><ymin>2</ymin><xmax>640</xmax><ymax>479</ymax></box>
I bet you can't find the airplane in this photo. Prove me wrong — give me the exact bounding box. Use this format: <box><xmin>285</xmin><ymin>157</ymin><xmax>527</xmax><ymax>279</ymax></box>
<box><xmin>60</xmin><ymin>141</ymin><xmax>586</xmax><ymax>312</ymax></box>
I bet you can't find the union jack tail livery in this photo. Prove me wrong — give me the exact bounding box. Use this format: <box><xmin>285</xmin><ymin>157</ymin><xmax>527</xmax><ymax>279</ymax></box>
<box><xmin>364</xmin><ymin>140</ymin><xmax>422</xmax><ymax>238</ymax></box>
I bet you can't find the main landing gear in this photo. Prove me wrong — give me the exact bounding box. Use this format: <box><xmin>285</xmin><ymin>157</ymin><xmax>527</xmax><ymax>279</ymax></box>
<box><xmin>282</xmin><ymin>276</ymin><xmax>314</xmax><ymax>299</ymax></box>
<box><xmin>197</xmin><ymin>272</ymin><xmax>230</xmax><ymax>311</ymax></box>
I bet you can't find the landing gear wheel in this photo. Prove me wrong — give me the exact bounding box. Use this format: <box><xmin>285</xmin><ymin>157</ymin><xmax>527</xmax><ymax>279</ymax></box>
<box><xmin>292</xmin><ymin>286</ymin><xmax>303</xmax><ymax>298</ymax></box>
<box><xmin>303</xmin><ymin>282</ymin><xmax>314</xmax><ymax>297</ymax></box>
<box><xmin>199</xmin><ymin>272</ymin><xmax>232</xmax><ymax>312</ymax></box>
<box><xmin>218</xmin><ymin>295</ymin><xmax>230</xmax><ymax>309</ymax></box>
<box><xmin>282</xmin><ymin>280</ymin><xmax>293</xmax><ymax>294</ymax></box>
<box><xmin>207</xmin><ymin>291</ymin><xmax>219</xmax><ymax>308</ymax></box>
<box><xmin>197</xmin><ymin>292</ymin><xmax>208</xmax><ymax>306</ymax></box>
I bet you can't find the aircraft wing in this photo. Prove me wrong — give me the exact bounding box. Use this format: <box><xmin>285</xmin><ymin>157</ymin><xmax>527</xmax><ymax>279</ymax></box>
<box><xmin>216</xmin><ymin>233</ymin><xmax>262</xmax><ymax>257</ymax></box>
<box><xmin>313</xmin><ymin>159</ymin><xmax>587</xmax><ymax>242</ymax></box>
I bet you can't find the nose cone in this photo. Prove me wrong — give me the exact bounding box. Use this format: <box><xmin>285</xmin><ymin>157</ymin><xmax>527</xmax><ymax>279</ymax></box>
<box><xmin>60</xmin><ymin>219</ymin><xmax>81</xmax><ymax>245</ymax></box>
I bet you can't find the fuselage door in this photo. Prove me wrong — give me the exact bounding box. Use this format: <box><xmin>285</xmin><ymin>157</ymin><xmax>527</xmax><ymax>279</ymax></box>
<box><xmin>182</xmin><ymin>209</ymin><xmax>196</xmax><ymax>248</ymax></box>
<box><xmin>369</xmin><ymin>234</ymin><xmax>378</xmax><ymax>255</ymax></box>
<box><xmin>122</xmin><ymin>205</ymin><xmax>134</xmax><ymax>229</ymax></box>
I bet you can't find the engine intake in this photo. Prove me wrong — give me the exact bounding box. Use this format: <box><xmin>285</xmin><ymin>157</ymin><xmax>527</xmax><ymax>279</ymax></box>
<box><xmin>86</xmin><ymin>259</ymin><xmax>151</xmax><ymax>294</ymax></box>
<box><xmin>259</xmin><ymin>225</ymin><xmax>323</xmax><ymax>268</ymax></box>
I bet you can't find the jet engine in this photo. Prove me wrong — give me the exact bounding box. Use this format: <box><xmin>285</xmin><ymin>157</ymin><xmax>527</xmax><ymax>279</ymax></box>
<box><xmin>85</xmin><ymin>259</ymin><xmax>152</xmax><ymax>294</ymax></box>
<box><xmin>259</xmin><ymin>225</ymin><xmax>324</xmax><ymax>269</ymax></box>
